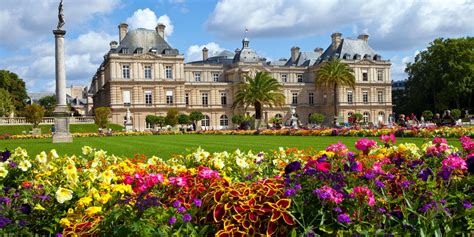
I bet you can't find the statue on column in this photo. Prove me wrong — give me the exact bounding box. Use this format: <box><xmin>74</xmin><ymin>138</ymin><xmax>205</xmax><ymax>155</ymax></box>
<box><xmin>57</xmin><ymin>0</ymin><xmax>65</xmax><ymax>30</ymax></box>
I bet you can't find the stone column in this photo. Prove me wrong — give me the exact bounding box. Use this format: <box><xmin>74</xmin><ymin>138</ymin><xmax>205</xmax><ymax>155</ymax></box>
<box><xmin>52</xmin><ymin>29</ymin><xmax>73</xmax><ymax>143</ymax></box>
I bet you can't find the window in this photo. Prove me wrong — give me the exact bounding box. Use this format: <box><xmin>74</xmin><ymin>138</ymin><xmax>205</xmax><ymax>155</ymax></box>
<box><xmin>221</xmin><ymin>92</ymin><xmax>227</xmax><ymax>105</ymax></box>
<box><xmin>363</xmin><ymin>91</ymin><xmax>368</xmax><ymax>104</ymax></box>
<box><xmin>362</xmin><ymin>71</ymin><xmax>368</xmax><ymax>81</ymax></box>
<box><xmin>121</xmin><ymin>48</ymin><xmax>129</xmax><ymax>54</ymax></box>
<box><xmin>185</xmin><ymin>93</ymin><xmax>189</xmax><ymax>105</ymax></box>
<box><xmin>308</xmin><ymin>92</ymin><xmax>314</xmax><ymax>105</ymax></box>
<box><xmin>281</xmin><ymin>74</ymin><xmax>288</xmax><ymax>83</ymax></box>
<box><xmin>144</xmin><ymin>66</ymin><xmax>152</xmax><ymax>79</ymax></box>
<box><xmin>165</xmin><ymin>66</ymin><xmax>173</xmax><ymax>79</ymax></box>
<box><xmin>347</xmin><ymin>91</ymin><xmax>353</xmax><ymax>104</ymax></box>
<box><xmin>363</xmin><ymin>112</ymin><xmax>370</xmax><ymax>123</ymax></box>
<box><xmin>123</xmin><ymin>90</ymin><xmax>131</xmax><ymax>106</ymax></box>
<box><xmin>144</xmin><ymin>91</ymin><xmax>152</xmax><ymax>105</ymax></box>
<box><xmin>202</xmin><ymin>92</ymin><xmax>208</xmax><ymax>106</ymax></box>
<box><xmin>122</xmin><ymin>65</ymin><xmax>130</xmax><ymax>79</ymax></box>
<box><xmin>377</xmin><ymin>69</ymin><xmax>383</xmax><ymax>81</ymax></box>
<box><xmin>378</xmin><ymin>111</ymin><xmax>385</xmax><ymax>123</ymax></box>
<box><xmin>213</xmin><ymin>73</ymin><xmax>220</xmax><ymax>82</ymax></box>
<box><xmin>166</xmin><ymin>90</ymin><xmax>173</xmax><ymax>105</ymax></box>
<box><xmin>194</xmin><ymin>72</ymin><xmax>201</xmax><ymax>82</ymax></box>
<box><xmin>297</xmin><ymin>74</ymin><xmax>303</xmax><ymax>83</ymax></box>
<box><xmin>377</xmin><ymin>91</ymin><xmax>383</xmax><ymax>104</ymax></box>
<box><xmin>292</xmin><ymin>92</ymin><xmax>298</xmax><ymax>105</ymax></box>
<box><xmin>220</xmin><ymin>115</ymin><xmax>229</xmax><ymax>127</ymax></box>
<box><xmin>201</xmin><ymin>115</ymin><xmax>210</xmax><ymax>127</ymax></box>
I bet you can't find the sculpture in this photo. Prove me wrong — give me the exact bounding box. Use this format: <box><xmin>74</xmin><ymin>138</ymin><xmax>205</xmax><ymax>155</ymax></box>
<box><xmin>57</xmin><ymin>0</ymin><xmax>65</xmax><ymax>30</ymax></box>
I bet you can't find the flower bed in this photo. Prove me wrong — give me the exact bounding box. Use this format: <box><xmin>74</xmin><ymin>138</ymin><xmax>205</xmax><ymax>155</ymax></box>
<box><xmin>0</xmin><ymin>126</ymin><xmax>473</xmax><ymax>140</ymax></box>
<box><xmin>0</xmin><ymin>136</ymin><xmax>473</xmax><ymax>235</ymax></box>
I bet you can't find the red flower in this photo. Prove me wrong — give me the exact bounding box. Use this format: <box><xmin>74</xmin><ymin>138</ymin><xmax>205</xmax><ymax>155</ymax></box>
<box><xmin>316</xmin><ymin>162</ymin><xmax>331</xmax><ymax>172</ymax></box>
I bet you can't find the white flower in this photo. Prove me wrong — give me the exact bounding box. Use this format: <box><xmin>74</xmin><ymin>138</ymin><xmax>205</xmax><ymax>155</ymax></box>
<box><xmin>0</xmin><ymin>166</ymin><xmax>8</xmax><ymax>178</ymax></box>
<box><xmin>13</xmin><ymin>147</ymin><xmax>28</xmax><ymax>158</ymax></box>
<box><xmin>94</xmin><ymin>150</ymin><xmax>107</xmax><ymax>159</ymax></box>
<box><xmin>82</xmin><ymin>146</ymin><xmax>93</xmax><ymax>155</ymax></box>
<box><xmin>194</xmin><ymin>147</ymin><xmax>210</xmax><ymax>163</ymax></box>
<box><xmin>147</xmin><ymin>156</ymin><xmax>161</xmax><ymax>165</ymax></box>
<box><xmin>36</xmin><ymin>151</ymin><xmax>47</xmax><ymax>163</ymax></box>
<box><xmin>18</xmin><ymin>160</ymin><xmax>32</xmax><ymax>171</ymax></box>
<box><xmin>49</xmin><ymin>149</ymin><xmax>59</xmax><ymax>159</ymax></box>
<box><xmin>236</xmin><ymin>157</ymin><xmax>249</xmax><ymax>169</ymax></box>
<box><xmin>99</xmin><ymin>170</ymin><xmax>114</xmax><ymax>183</ymax></box>
<box><xmin>213</xmin><ymin>157</ymin><xmax>225</xmax><ymax>170</ymax></box>
<box><xmin>55</xmin><ymin>187</ymin><xmax>73</xmax><ymax>204</ymax></box>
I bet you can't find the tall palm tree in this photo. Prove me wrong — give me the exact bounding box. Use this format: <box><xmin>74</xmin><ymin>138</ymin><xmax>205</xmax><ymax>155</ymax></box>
<box><xmin>232</xmin><ymin>71</ymin><xmax>285</xmax><ymax>120</ymax></box>
<box><xmin>315</xmin><ymin>58</ymin><xmax>355</xmax><ymax>119</ymax></box>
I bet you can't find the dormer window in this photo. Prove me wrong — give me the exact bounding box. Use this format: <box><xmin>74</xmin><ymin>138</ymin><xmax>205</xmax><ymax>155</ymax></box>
<box><xmin>373</xmin><ymin>54</ymin><xmax>381</xmax><ymax>61</ymax></box>
<box><xmin>121</xmin><ymin>48</ymin><xmax>129</xmax><ymax>54</ymax></box>
<box><xmin>343</xmin><ymin>53</ymin><xmax>351</xmax><ymax>59</ymax></box>
<box><xmin>149</xmin><ymin>48</ymin><xmax>157</xmax><ymax>54</ymax></box>
<box><xmin>363</xmin><ymin>54</ymin><xmax>371</xmax><ymax>59</ymax></box>
<box><xmin>135</xmin><ymin>47</ymin><xmax>143</xmax><ymax>54</ymax></box>
<box><xmin>353</xmin><ymin>54</ymin><xmax>361</xmax><ymax>60</ymax></box>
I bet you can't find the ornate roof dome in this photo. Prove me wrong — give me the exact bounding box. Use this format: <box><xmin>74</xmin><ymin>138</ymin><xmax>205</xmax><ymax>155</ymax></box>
<box><xmin>233</xmin><ymin>37</ymin><xmax>259</xmax><ymax>63</ymax></box>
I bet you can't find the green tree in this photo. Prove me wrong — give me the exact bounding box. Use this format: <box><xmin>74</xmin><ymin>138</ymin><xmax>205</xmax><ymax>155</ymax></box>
<box><xmin>309</xmin><ymin>113</ymin><xmax>325</xmax><ymax>125</ymax></box>
<box><xmin>94</xmin><ymin>107</ymin><xmax>111</xmax><ymax>128</ymax></box>
<box><xmin>0</xmin><ymin>89</ymin><xmax>13</xmax><ymax>117</ymax></box>
<box><xmin>405</xmin><ymin>37</ymin><xmax>474</xmax><ymax>113</ymax></box>
<box><xmin>155</xmin><ymin>116</ymin><xmax>166</xmax><ymax>128</ymax></box>
<box><xmin>189</xmin><ymin>111</ymin><xmax>204</xmax><ymax>125</ymax></box>
<box><xmin>38</xmin><ymin>95</ymin><xmax>57</xmax><ymax>116</ymax></box>
<box><xmin>422</xmin><ymin>110</ymin><xmax>434</xmax><ymax>121</ymax></box>
<box><xmin>0</xmin><ymin>70</ymin><xmax>28</xmax><ymax>113</ymax></box>
<box><xmin>352</xmin><ymin>113</ymin><xmax>363</xmax><ymax>123</ymax></box>
<box><xmin>165</xmin><ymin>109</ymin><xmax>179</xmax><ymax>127</ymax></box>
<box><xmin>178</xmin><ymin>114</ymin><xmax>190</xmax><ymax>126</ymax></box>
<box><xmin>24</xmin><ymin>104</ymin><xmax>44</xmax><ymax>128</ymax></box>
<box><xmin>315</xmin><ymin>58</ymin><xmax>355</xmax><ymax>118</ymax></box>
<box><xmin>232</xmin><ymin>72</ymin><xmax>285</xmax><ymax>119</ymax></box>
<box><xmin>146</xmin><ymin>115</ymin><xmax>158</xmax><ymax>129</ymax></box>
<box><xmin>451</xmin><ymin>109</ymin><xmax>461</xmax><ymax>119</ymax></box>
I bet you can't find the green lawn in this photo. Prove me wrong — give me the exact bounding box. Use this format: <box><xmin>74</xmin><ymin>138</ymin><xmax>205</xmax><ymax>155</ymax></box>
<box><xmin>0</xmin><ymin>134</ymin><xmax>462</xmax><ymax>159</ymax></box>
<box><xmin>0</xmin><ymin>124</ymin><xmax>124</xmax><ymax>135</ymax></box>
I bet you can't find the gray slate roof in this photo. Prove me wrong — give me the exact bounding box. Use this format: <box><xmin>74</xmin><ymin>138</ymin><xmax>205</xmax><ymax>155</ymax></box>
<box><xmin>319</xmin><ymin>38</ymin><xmax>378</xmax><ymax>62</ymax></box>
<box><xmin>187</xmin><ymin>50</ymin><xmax>235</xmax><ymax>65</ymax></box>
<box><xmin>233</xmin><ymin>38</ymin><xmax>261</xmax><ymax>63</ymax></box>
<box><xmin>284</xmin><ymin>51</ymin><xmax>322</xmax><ymax>66</ymax></box>
<box><xmin>112</xmin><ymin>28</ymin><xmax>178</xmax><ymax>55</ymax></box>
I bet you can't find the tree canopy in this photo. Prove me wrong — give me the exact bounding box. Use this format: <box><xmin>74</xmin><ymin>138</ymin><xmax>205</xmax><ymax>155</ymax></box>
<box><xmin>94</xmin><ymin>107</ymin><xmax>111</xmax><ymax>128</ymax></box>
<box><xmin>24</xmin><ymin>104</ymin><xmax>44</xmax><ymax>128</ymax></box>
<box><xmin>405</xmin><ymin>37</ymin><xmax>474</xmax><ymax>114</ymax></box>
<box><xmin>38</xmin><ymin>95</ymin><xmax>57</xmax><ymax>117</ymax></box>
<box><xmin>0</xmin><ymin>70</ymin><xmax>28</xmax><ymax>114</ymax></box>
<box><xmin>232</xmin><ymin>71</ymin><xmax>285</xmax><ymax>120</ymax></box>
<box><xmin>0</xmin><ymin>89</ymin><xmax>14</xmax><ymax>117</ymax></box>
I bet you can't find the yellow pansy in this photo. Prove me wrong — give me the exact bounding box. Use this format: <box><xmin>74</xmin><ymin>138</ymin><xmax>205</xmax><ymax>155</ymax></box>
<box><xmin>97</xmin><ymin>193</ymin><xmax>112</xmax><ymax>204</ymax></box>
<box><xmin>82</xmin><ymin>146</ymin><xmax>93</xmax><ymax>155</ymax></box>
<box><xmin>0</xmin><ymin>166</ymin><xmax>8</xmax><ymax>178</ymax></box>
<box><xmin>77</xmin><ymin>196</ymin><xmax>93</xmax><ymax>207</ymax></box>
<box><xmin>18</xmin><ymin>160</ymin><xmax>32</xmax><ymax>171</ymax></box>
<box><xmin>59</xmin><ymin>218</ymin><xmax>71</xmax><ymax>227</ymax></box>
<box><xmin>55</xmin><ymin>187</ymin><xmax>73</xmax><ymax>204</ymax></box>
<box><xmin>85</xmin><ymin>206</ymin><xmax>102</xmax><ymax>216</ymax></box>
<box><xmin>36</xmin><ymin>151</ymin><xmax>47</xmax><ymax>163</ymax></box>
<box><xmin>49</xmin><ymin>149</ymin><xmax>59</xmax><ymax>159</ymax></box>
<box><xmin>33</xmin><ymin>203</ymin><xmax>46</xmax><ymax>211</ymax></box>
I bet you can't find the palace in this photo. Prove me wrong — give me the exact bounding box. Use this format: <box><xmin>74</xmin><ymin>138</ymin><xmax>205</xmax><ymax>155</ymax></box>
<box><xmin>89</xmin><ymin>23</ymin><xmax>392</xmax><ymax>130</ymax></box>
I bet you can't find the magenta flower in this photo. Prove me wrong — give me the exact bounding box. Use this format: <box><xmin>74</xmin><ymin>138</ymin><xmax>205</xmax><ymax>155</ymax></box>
<box><xmin>183</xmin><ymin>214</ymin><xmax>192</xmax><ymax>222</ymax></box>
<box><xmin>380</xmin><ymin>133</ymin><xmax>396</xmax><ymax>144</ymax></box>
<box><xmin>337</xmin><ymin>213</ymin><xmax>351</xmax><ymax>224</ymax></box>
<box><xmin>441</xmin><ymin>155</ymin><xmax>467</xmax><ymax>170</ymax></box>
<box><xmin>355</xmin><ymin>138</ymin><xmax>377</xmax><ymax>151</ymax></box>
<box><xmin>168</xmin><ymin>176</ymin><xmax>187</xmax><ymax>186</ymax></box>
<box><xmin>352</xmin><ymin>186</ymin><xmax>376</xmax><ymax>206</ymax></box>
<box><xmin>198</xmin><ymin>167</ymin><xmax>219</xmax><ymax>179</ymax></box>
<box><xmin>326</xmin><ymin>142</ymin><xmax>348</xmax><ymax>155</ymax></box>
<box><xmin>313</xmin><ymin>186</ymin><xmax>343</xmax><ymax>204</ymax></box>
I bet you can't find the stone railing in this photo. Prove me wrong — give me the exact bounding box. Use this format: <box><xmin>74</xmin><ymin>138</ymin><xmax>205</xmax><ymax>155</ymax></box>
<box><xmin>0</xmin><ymin>117</ymin><xmax>95</xmax><ymax>125</ymax></box>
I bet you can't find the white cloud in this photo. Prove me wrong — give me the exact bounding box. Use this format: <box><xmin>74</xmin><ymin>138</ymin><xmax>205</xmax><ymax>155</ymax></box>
<box><xmin>186</xmin><ymin>42</ymin><xmax>226</xmax><ymax>62</ymax></box>
<box><xmin>126</xmin><ymin>8</ymin><xmax>174</xmax><ymax>37</ymax></box>
<box><xmin>206</xmin><ymin>0</ymin><xmax>474</xmax><ymax>51</ymax></box>
<box><xmin>390</xmin><ymin>50</ymin><xmax>420</xmax><ymax>81</ymax></box>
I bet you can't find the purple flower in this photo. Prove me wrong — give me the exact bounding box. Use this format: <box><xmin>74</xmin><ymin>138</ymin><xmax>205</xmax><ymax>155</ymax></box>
<box><xmin>257</xmin><ymin>152</ymin><xmax>264</xmax><ymax>157</ymax></box>
<box><xmin>417</xmin><ymin>168</ymin><xmax>433</xmax><ymax>181</ymax></box>
<box><xmin>438</xmin><ymin>168</ymin><xmax>451</xmax><ymax>180</ymax></box>
<box><xmin>466</xmin><ymin>155</ymin><xmax>474</xmax><ymax>174</ymax></box>
<box><xmin>374</xmin><ymin>179</ymin><xmax>385</xmax><ymax>189</ymax></box>
<box><xmin>439</xmin><ymin>199</ymin><xmax>446</xmax><ymax>205</ymax></box>
<box><xmin>168</xmin><ymin>216</ymin><xmax>177</xmax><ymax>225</ymax></box>
<box><xmin>56</xmin><ymin>233</ymin><xmax>63</xmax><ymax>237</ymax></box>
<box><xmin>177</xmin><ymin>206</ymin><xmax>186</xmax><ymax>214</ymax></box>
<box><xmin>245</xmin><ymin>174</ymin><xmax>253</xmax><ymax>180</ymax></box>
<box><xmin>193</xmin><ymin>198</ymin><xmax>202</xmax><ymax>207</ymax></box>
<box><xmin>9</xmin><ymin>161</ymin><xmax>18</xmax><ymax>168</ymax></box>
<box><xmin>19</xmin><ymin>220</ymin><xmax>28</xmax><ymax>226</ymax></box>
<box><xmin>0</xmin><ymin>215</ymin><xmax>12</xmax><ymax>228</ymax></box>
<box><xmin>363</xmin><ymin>172</ymin><xmax>375</xmax><ymax>180</ymax></box>
<box><xmin>463</xmin><ymin>200</ymin><xmax>472</xmax><ymax>209</ymax></box>
<box><xmin>1</xmin><ymin>149</ymin><xmax>11</xmax><ymax>162</ymax></box>
<box><xmin>378</xmin><ymin>208</ymin><xmax>387</xmax><ymax>214</ymax></box>
<box><xmin>285</xmin><ymin>161</ymin><xmax>301</xmax><ymax>174</ymax></box>
<box><xmin>183</xmin><ymin>214</ymin><xmax>192</xmax><ymax>222</ymax></box>
<box><xmin>385</xmin><ymin>173</ymin><xmax>395</xmax><ymax>180</ymax></box>
<box><xmin>19</xmin><ymin>204</ymin><xmax>31</xmax><ymax>214</ymax></box>
<box><xmin>37</xmin><ymin>184</ymin><xmax>44</xmax><ymax>189</ymax></box>
<box><xmin>400</xmin><ymin>181</ymin><xmax>412</xmax><ymax>188</ymax></box>
<box><xmin>419</xmin><ymin>203</ymin><xmax>432</xmax><ymax>213</ymax></box>
<box><xmin>172</xmin><ymin>200</ymin><xmax>181</xmax><ymax>208</ymax></box>
<box><xmin>294</xmin><ymin>184</ymin><xmax>302</xmax><ymax>190</ymax></box>
<box><xmin>284</xmin><ymin>188</ymin><xmax>296</xmax><ymax>197</ymax></box>
<box><xmin>337</xmin><ymin>213</ymin><xmax>351</xmax><ymax>224</ymax></box>
<box><xmin>334</xmin><ymin>207</ymin><xmax>342</xmax><ymax>213</ymax></box>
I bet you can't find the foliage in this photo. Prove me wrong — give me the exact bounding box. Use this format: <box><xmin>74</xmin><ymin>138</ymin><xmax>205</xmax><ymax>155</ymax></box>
<box><xmin>231</xmin><ymin>114</ymin><xmax>246</xmax><ymax>125</ymax></box>
<box><xmin>309</xmin><ymin>113</ymin><xmax>325</xmax><ymax>125</ymax></box>
<box><xmin>405</xmin><ymin>37</ymin><xmax>474</xmax><ymax>113</ymax></box>
<box><xmin>23</xmin><ymin>104</ymin><xmax>44</xmax><ymax>128</ymax></box>
<box><xmin>351</xmin><ymin>113</ymin><xmax>363</xmax><ymax>123</ymax></box>
<box><xmin>0</xmin><ymin>70</ymin><xmax>28</xmax><ymax>114</ymax></box>
<box><xmin>451</xmin><ymin>109</ymin><xmax>461</xmax><ymax>119</ymax></box>
<box><xmin>178</xmin><ymin>114</ymin><xmax>191</xmax><ymax>125</ymax></box>
<box><xmin>189</xmin><ymin>111</ymin><xmax>204</xmax><ymax>123</ymax></box>
<box><xmin>315</xmin><ymin>59</ymin><xmax>355</xmax><ymax>117</ymax></box>
<box><xmin>38</xmin><ymin>95</ymin><xmax>57</xmax><ymax>117</ymax></box>
<box><xmin>94</xmin><ymin>107</ymin><xmax>111</xmax><ymax>128</ymax></box>
<box><xmin>145</xmin><ymin>115</ymin><xmax>167</xmax><ymax>129</ymax></box>
<box><xmin>232</xmin><ymin>72</ymin><xmax>285</xmax><ymax>120</ymax></box>
<box><xmin>0</xmin><ymin>136</ymin><xmax>472</xmax><ymax>235</ymax></box>
<box><xmin>0</xmin><ymin>89</ymin><xmax>14</xmax><ymax>117</ymax></box>
<box><xmin>165</xmin><ymin>109</ymin><xmax>179</xmax><ymax>127</ymax></box>
<box><xmin>422</xmin><ymin>110</ymin><xmax>434</xmax><ymax>121</ymax></box>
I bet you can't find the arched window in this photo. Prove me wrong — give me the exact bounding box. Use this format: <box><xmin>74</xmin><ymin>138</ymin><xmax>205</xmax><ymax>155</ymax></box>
<box><xmin>378</xmin><ymin>111</ymin><xmax>385</xmax><ymax>123</ymax></box>
<box><xmin>201</xmin><ymin>115</ymin><xmax>210</xmax><ymax>127</ymax></box>
<box><xmin>275</xmin><ymin>114</ymin><xmax>283</xmax><ymax>119</ymax></box>
<box><xmin>363</xmin><ymin>112</ymin><xmax>370</xmax><ymax>123</ymax></box>
<box><xmin>220</xmin><ymin>115</ymin><xmax>228</xmax><ymax>127</ymax></box>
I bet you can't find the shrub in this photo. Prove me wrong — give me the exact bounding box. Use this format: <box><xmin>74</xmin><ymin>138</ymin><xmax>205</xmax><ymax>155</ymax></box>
<box><xmin>422</xmin><ymin>110</ymin><xmax>433</xmax><ymax>121</ymax></box>
<box><xmin>351</xmin><ymin>113</ymin><xmax>363</xmax><ymax>123</ymax></box>
<box><xmin>451</xmin><ymin>109</ymin><xmax>461</xmax><ymax>119</ymax></box>
<box><xmin>94</xmin><ymin>107</ymin><xmax>111</xmax><ymax>128</ymax></box>
<box><xmin>24</xmin><ymin>104</ymin><xmax>44</xmax><ymax>128</ymax></box>
<box><xmin>165</xmin><ymin>109</ymin><xmax>179</xmax><ymax>127</ymax></box>
<box><xmin>189</xmin><ymin>111</ymin><xmax>204</xmax><ymax>124</ymax></box>
<box><xmin>178</xmin><ymin>114</ymin><xmax>190</xmax><ymax>126</ymax></box>
<box><xmin>309</xmin><ymin>113</ymin><xmax>325</xmax><ymax>125</ymax></box>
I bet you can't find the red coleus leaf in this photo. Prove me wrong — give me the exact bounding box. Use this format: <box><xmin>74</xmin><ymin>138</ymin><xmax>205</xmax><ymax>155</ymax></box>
<box><xmin>266</xmin><ymin>189</ymin><xmax>275</xmax><ymax>197</ymax></box>
<box><xmin>216</xmin><ymin>230</ymin><xmax>230</xmax><ymax>237</ymax></box>
<box><xmin>229</xmin><ymin>190</ymin><xmax>240</xmax><ymax>197</ymax></box>
<box><xmin>224</xmin><ymin>220</ymin><xmax>234</xmax><ymax>231</ymax></box>
<box><xmin>260</xmin><ymin>203</ymin><xmax>274</xmax><ymax>212</ymax></box>
<box><xmin>267</xmin><ymin>221</ymin><xmax>278</xmax><ymax>236</ymax></box>
<box><xmin>281</xmin><ymin>212</ymin><xmax>295</xmax><ymax>225</ymax></box>
<box><xmin>214</xmin><ymin>191</ymin><xmax>224</xmax><ymax>203</ymax></box>
<box><xmin>224</xmin><ymin>203</ymin><xmax>233</xmax><ymax>210</ymax></box>
<box><xmin>232</xmin><ymin>214</ymin><xmax>244</xmax><ymax>222</ymax></box>
<box><xmin>248</xmin><ymin>226</ymin><xmax>255</xmax><ymax>236</ymax></box>
<box><xmin>213</xmin><ymin>204</ymin><xmax>225</xmax><ymax>222</ymax></box>
<box><xmin>248</xmin><ymin>198</ymin><xmax>256</xmax><ymax>206</ymax></box>
<box><xmin>249</xmin><ymin>212</ymin><xmax>258</xmax><ymax>222</ymax></box>
<box><xmin>242</xmin><ymin>220</ymin><xmax>251</xmax><ymax>229</ymax></box>
<box><xmin>270</xmin><ymin>210</ymin><xmax>282</xmax><ymax>222</ymax></box>
<box><xmin>276</xmin><ymin>199</ymin><xmax>291</xmax><ymax>209</ymax></box>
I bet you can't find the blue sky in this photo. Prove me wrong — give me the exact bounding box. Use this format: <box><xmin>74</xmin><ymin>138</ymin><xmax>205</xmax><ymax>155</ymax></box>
<box><xmin>0</xmin><ymin>0</ymin><xmax>473</xmax><ymax>92</ymax></box>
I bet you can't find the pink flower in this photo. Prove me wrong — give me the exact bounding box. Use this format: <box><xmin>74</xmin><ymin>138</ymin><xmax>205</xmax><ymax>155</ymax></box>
<box><xmin>441</xmin><ymin>155</ymin><xmax>467</xmax><ymax>170</ymax></box>
<box><xmin>326</xmin><ymin>142</ymin><xmax>348</xmax><ymax>155</ymax></box>
<box><xmin>352</xmin><ymin>186</ymin><xmax>376</xmax><ymax>206</ymax></box>
<box><xmin>198</xmin><ymin>167</ymin><xmax>220</xmax><ymax>179</ymax></box>
<box><xmin>168</xmin><ymin>176</ymin><xmax>187</xmax><ymax>186</ymax></box>
<box><xmin>433</xmin><ymin>137</ymin><xmax>447</xmax><ymax>145</ymax></box>
<box><xmin>313</xmin><ymin>186</ymin><xmax>343</xmax><ymax>204</ymax></box>
<box><xmin>355</xmin><ymin>138</ymin><xmax>377</xmax><ymax>151</ymax></box>
<box><xmin>380</xmin><ymin>134</ymin><xmax>396</xmax><ymax>144</ymax></box>
<box><xmin>316</xmin><ymin>162</ymin><xmax>331</xmax><ymax>172</ymax></box>
<box><xmin>123</xmin><ymin>175</ymin><xmax>134</xmax><ymax>185</ymax></box>
<box><xmin>372</xmin><ymin>162</ymin><xmax>385</xmax><ymax>174</ymax></box>
<box><xmin>460</xmin><ymin>136</ymin><xmax>474</xmax><ymax>153</ymax></box>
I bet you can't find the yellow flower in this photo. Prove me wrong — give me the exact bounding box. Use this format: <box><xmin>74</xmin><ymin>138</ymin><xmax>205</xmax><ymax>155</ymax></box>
<box><xmin>147</xmin><ymin>156</ymin><xmax>161</xmax><ymax>165</ymax></box>
<box><xmin>97</xmin><ymin>193</ymin><xmax>112</xmax><ymax>204</ymax></box>
<box><xmin>82</xmin><ymin>146</ymin><xmax>93</xmax><ymax>155</ymax></box>
<box><xmin>0</xmin><ymin>166</ymin><xmax>8</xmax><ymax>178</ymax></box>
<box><xmin>33</xmin><ymin>203</ymin><xmax>46</xmax><ymax>211</ymax></box>
<box><xmin>64</xmin><ymin>164</ymin><xmax>77</xmax><ymax>176</ymax></box>
<box><xmin>85</xmin><ymin>206</ymin><xmax>102</xmax><ymax>216</ymax></box>
<box><xmin>213</xmin><ymin>158</ymin><xmax>225</xmax><ymax>170</ymax></box>
<box><xmin>18</xmin><ymin>160</ymin><xmax>32</xmax><ymax>171</ymax></box>
<box><xmin>49</xmin><ymin>149</ymin><xmax>59</xmax><ymax>159</ymax></box>
<box><xmin>36</xmin><ymin>151</ymin><xmax>47</xmax><ymax>163</ymax></box>
<box><xmin>14</xmin><ymin>147</ymin><xmax>28</xmax><ymax>158</ymax></box>
<box><xmin>78</xmin><ymin>196</ymin><xmax>93</xmax><ymax>207</ymax></box>
<box><xmin>112</xmin><ymin>184</ymin><xmax>133</xmax><ymax>194</ymax></box>
<box><xmin>99</xmin><ymin>170</ymin><xmax>114</xmax><ymax>183</ymax></box>
<box><xmin>55</xmin><ymin>187</ymin><xmax>73</xmax><ymax>204</ymax></box>
<box><xmin>236</xmin><ymin>157</ymin><xmax>249</xmax><ymax>169</ymax></box>
<box><xmin>59</xmin><ymin>218</ymin><xmax>71</xmax><ymax>227</ymax></box>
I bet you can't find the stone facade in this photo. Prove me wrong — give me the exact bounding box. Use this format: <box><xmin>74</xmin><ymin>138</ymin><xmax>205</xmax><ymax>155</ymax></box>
<box><xmin>89</xmin><ymin>23</ymin><xmax>392</xmax><ymax>130</ymax></box>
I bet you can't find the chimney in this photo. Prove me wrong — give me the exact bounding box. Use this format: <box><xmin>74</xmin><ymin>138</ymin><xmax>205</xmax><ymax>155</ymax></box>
<box><xmin>291</xmin><ymin>46</ymin><xmax>300</xmax><ymax>63</ymax></box>
<box><xmin>314</xmin><ymin>47</ymin><xmax>324</xmax><ymax>54</ymax></box>
<box><xmin>358</xmin><ymin>34</ymin><xmax>369</xmax><ymax>43</ymax></box>
<box><xmin>156</xmin><ymin>23</ymin><xmax>166</xmax><ymax>38</ymax></box>
<box><xmin>331</xmin><ymin>32</ymin><xmax>342</xmax><ymax>50</ymax></box>
<box><xmin>118</xmin><ymin>23</ymin><xmax>128</xmax><ymax>43</ymax></box>
<box><xmin>109</xmin><ymin>41</ymin><xmax>118</xmax><ymax>49</ymax></box>
<box><xmin>202</xmin><ymin>47</ymin><xmax>209</xmax><ymax>60</ymax></box>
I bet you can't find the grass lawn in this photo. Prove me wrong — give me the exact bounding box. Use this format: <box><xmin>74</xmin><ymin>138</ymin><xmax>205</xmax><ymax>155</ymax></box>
<box><xmin>0</xmin><ymin>134</ymin><xmax>462</xmax><ymax>159</ymax></box>
<box><xmin>0</xmin><ymin>124</ymin><xmax>124</xmax><ymax>135</ymax></box>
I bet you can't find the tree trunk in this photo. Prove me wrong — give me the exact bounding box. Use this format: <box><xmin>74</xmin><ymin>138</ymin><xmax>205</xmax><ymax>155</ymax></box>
<box><xmin>333</xmin><ymin>82</ymin><xmax>338</xmax><ymax>117</ymax></box>
<box><xmin>255</xmin><ymin>102</ymin><xmax>262</xmax><ymax>119</ymax></box>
